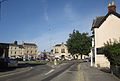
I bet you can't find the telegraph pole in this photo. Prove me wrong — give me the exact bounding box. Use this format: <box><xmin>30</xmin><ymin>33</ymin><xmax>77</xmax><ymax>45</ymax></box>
<box><xmin>0</xmin><ymin>0</ymin><xmax>7</xmax><ymax>21</ymax></box>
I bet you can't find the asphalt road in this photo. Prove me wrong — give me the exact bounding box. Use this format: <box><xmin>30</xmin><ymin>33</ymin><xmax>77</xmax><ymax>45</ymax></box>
<box><xmin>0</xmin><ymin>65</ymin><xmax>52</xmax><ymax>81</ymax></box>
<box><xmin>0</xmin><ymin>60</ymin><xmax>75</xmax><ymax>81</ymax></box>
<box><xmin>1</xmin><ymin>60</ymin><xmax>118</xmax><ymax>81</ymax></box>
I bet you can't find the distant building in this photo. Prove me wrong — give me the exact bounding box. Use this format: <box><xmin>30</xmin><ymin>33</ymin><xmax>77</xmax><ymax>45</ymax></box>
<box><xmin>53</xmin><ymin>43</ymin><xmax>70</xmax><ymax>59</ymax></box>
<box><xmin>8</xmin><ymin>41</ymin><xmax>24</xmax><ymax>59</ymax></box>
<box><xmin>91</xmin><ymin>1</ymin><xmax>120</xmax><ymax>68</ymax></box>
<box><xmin>0</xmin><ymin>41</ymin><xmax>38</xmax><ymax>60</ymax></box>
<box><xmin>23</xmin><ymin>43</ymin><xmax>38</xmax><ymax>61</ymax></box>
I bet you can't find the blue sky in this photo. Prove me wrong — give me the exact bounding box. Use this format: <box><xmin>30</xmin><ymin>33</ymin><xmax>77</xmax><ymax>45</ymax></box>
<box><xmin>0</xmin><ymin>0</ymin><xmax>120</xmax><ymax>51</ymax></box>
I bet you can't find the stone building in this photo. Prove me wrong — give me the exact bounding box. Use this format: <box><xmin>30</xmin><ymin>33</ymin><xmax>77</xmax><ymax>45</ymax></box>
<box><xmin>0</xmin><ymin>41</ymin><xmax>38</xmax><ymax>60</ymax></box>
<box><xmin>22</xmin><ymin>43</ymin><xmax>38</xmax><ymax>61</ymax></box>
<box><xmin>53</xmin><ymin>43</ymin><xmax>70</xmax><ymax>59</ymax></box>
<box><xmin>8</xmin><ymin>41</ymin><xmax>24</xmax><ymax>59</ymax></box>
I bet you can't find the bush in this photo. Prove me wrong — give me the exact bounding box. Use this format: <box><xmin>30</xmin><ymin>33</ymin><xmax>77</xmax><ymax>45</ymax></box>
<box><xmin>103</xmin><ymin>41</ymin><xmax>120</xmax><ymax>66</ymax></box>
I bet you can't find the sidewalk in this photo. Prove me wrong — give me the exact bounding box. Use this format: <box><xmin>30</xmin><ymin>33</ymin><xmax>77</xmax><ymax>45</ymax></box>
<box><xmin>51</xmin><ymin>62</ymin><xmax>120</xmax><ymax>81</ymax></box>
<box><xmin>75</xmin><ymin>62</ymin><xmax>120</xmax><ymax>81</ymax></box>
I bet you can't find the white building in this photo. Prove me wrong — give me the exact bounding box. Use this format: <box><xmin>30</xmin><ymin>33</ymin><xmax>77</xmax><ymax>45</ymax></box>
<box><xmin>91</xmin><ymin>1</ymin><xmax>120</xmax><ymax>68</ymax></box>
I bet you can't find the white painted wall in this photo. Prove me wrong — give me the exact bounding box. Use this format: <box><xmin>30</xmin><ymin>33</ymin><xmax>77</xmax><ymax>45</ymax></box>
<box><xmin>96</xmin><ymin>14</ymin><xmax>120</xmax><ymax>48</ymax></box>
<box><xmin>94</xmin><ymin>14</ymin><xmax>120</xmax><ymax>68</ymax></box>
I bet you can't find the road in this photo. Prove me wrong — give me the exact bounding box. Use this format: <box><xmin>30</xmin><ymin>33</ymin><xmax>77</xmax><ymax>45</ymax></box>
<box><xmin>0</xmin><ymin>60</ymin><xmax>75</xmax><ymax>81</ymax></box>
<box><xmin>0</xmin><ymin>60</ymin><xmax>119</xmax><ymax>81</ymax></box>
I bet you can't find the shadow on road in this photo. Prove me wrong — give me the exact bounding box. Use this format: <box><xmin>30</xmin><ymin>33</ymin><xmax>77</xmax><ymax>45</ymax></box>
<box><xmin>0</xmin><ymin>62</ymin><xmax>47</xmax><ymax>72</ymax></box>
<box><xmin>100</xmin><ymin>68</ymin><xmax>111</xmax><ymax>73</ymax></box>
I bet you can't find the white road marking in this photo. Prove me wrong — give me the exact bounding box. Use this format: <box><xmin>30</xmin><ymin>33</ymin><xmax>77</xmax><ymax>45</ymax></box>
<box><xmin>45</xmin><ymin>69</ymin><xmax>54</xmax><ymax>75</ymax></box>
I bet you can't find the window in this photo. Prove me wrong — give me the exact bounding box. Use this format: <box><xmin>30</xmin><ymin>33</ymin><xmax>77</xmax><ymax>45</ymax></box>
<box><xmin>15</xmin><ymin>51</ymin><xmax>16</xmax><ymax>54</ymax></box>
<box><xmin>97</xmin><ymin>48</ymin><xmax>104</xmax><ymax>54</ymax></box>
<box><xmin>55</xmin><ymin>49</ymin><xmax>59</xmax><ymax>53</ymax></box>
<box><xmin>35</xmin><ymin>50</ymin><xmax>37</xmax><ymax>53</ymax></box>
<box><xmin>61</xmin><ymin>49</ymin><xmax>65</xmax><ymax>53</ymax></box>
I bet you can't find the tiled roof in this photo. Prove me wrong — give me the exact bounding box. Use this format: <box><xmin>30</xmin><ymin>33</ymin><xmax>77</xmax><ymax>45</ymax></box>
<box><xmin>55</xmin><ymin>44</ymin><xmax>61</xmax><ymax>46</ymax></box>
<box><xmin>0</xmin><ymin>43</ymin><xmax>9</xmax><ymax>45</ymax></box>
<box><xmin>92</xmin><ymin>16</ymin><xmax>105</xmax><ymax>29</ymax></box>
<box><xmin>18</xmin><ymin>45</ymin><xmax>24</xmax><ymax>48</ymax></box>
<box><xmin>23</xmin><ymin>43</ymin><xmax>37</xmax><ymax>46</ymax></box>
<box><xmin>91</xmin><ymin>12</ymin><xmax>120</xmax><ymax>30</ymax></box>
<box><xmin>55</xmin><ymin>44</ymin><xmax>67</xmax><ymax>47</ymax></box>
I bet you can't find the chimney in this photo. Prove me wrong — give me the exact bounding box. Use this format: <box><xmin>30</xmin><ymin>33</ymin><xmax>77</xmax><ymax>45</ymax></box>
<box><xmin>14</xmin><ymin>41</ymin><xmax>18</xmax><ymax>45</ymax></box>
<box><xmin>108</xmin><ymin>0</ymin><xmax>116</xmax><ymax>13</ymax></box>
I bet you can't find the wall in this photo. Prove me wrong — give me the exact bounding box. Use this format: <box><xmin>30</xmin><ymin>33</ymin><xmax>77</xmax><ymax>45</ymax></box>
<box><xmin>96</xmin><ymin>14</ymin><xmax>120</xmax><ymax>48</ymax></box>
<box><xmin>95</xmin><ymin>14</ymin><xmax>120</xmax><ymax>68</ymax></box>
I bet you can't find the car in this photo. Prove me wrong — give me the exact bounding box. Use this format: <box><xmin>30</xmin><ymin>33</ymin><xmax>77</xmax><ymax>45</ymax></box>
<box><xmin>83</xmin><ymin>58</ymin><xmax>91</xmax><ymax>62</ymax></box>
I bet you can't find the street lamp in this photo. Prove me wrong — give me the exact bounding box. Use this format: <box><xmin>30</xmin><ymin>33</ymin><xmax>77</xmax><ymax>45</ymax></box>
<box><xmin>0</xmin><ymin>0</ymin><xmax>7</xmax><ymax>21</ymax></box>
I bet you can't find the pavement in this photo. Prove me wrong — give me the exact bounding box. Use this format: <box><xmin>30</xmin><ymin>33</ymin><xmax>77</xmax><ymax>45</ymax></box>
<box><xmin>75</xmin><ymin>62</ymin><xmax>120</xmax><ymax>81</ymax></box>
<box><xmin>51</xmin><ymin>62</ymin><xmax>120</xmax><ymax>81</ymax></box>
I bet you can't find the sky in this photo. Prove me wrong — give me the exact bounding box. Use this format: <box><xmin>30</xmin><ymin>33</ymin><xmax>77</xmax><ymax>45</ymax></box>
<box><xmin>0</xmin><ymin>0</ymin><xmax>120</xmax><ymax>51</ymax></box>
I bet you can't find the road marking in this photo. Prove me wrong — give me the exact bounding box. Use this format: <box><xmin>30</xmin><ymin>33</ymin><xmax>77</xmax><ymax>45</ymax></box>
<box><xmin>0</xmin><ymin>67</ymin><xmax>32</xmax><ymax>78</ymax></box>
<box><xmin>45</xmin><ymin>69</ymin><xmax>54</xmax><ymax>75</ymax></box>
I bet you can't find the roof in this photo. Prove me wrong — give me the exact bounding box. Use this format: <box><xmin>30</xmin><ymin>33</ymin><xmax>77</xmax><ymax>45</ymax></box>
<box><xmin>55</xmin><ymin>44</ymin><xmax>67</xmax><ymax>47</ymax></box>
<box><xmin>0</xmin><ymin>43</ymin><xmax>9</xmax><ymax>45</ymax></box>
<box><xmin>18</xmin><ymin>45</ymin><xmax>24</xmax><ymax>48</ymax></box>
<box><xmin>92</xmin><ymin>16</ymin><xmax>105</xmax><ymax>29</ymax></box>
<box><xmin>91</xmin><ymin>12</ymin><xmax>120</xmax><ymax>30</ymax></box>
<box><xmin>23</xmin><ymin>43</ymin><xmax>37</xmax><ymax>46</ymax></box>
<box><xmin>0</xmin><ymin>43</ymin><xmax>17</xmax><ymax>46</ymax></box>
<box><xmin>55</xmin><ymin>44</ymin><xmax>61</xmax><ymax>46</ymax></box>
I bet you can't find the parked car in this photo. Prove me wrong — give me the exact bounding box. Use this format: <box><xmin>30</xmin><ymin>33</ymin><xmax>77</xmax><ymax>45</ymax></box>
<box><xmin>83</xmin><ymin>57</ymin><xmax>91</xmax><ymax>62</ymax></box>
<box><xmin>0</xmin><ymin>58</ymin><xmax>18</xmax><ymax>68</ymax></box>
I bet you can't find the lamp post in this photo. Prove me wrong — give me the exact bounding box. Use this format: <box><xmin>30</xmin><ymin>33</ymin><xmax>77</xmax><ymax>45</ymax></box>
<box><xmin>0</xmin><ymin>0</ymin><xmax>7</xmax><ymax>21</ymax></box>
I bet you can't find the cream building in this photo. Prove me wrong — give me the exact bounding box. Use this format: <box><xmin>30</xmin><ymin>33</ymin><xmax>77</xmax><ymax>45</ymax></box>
<box><xmin>8</xmin><ymin>41</ymin><xmax>24</xmax><ymax>59</ymax></box>
<box><xmin>1</xmin><ymin>41</ymin><xmax>38</xmax><ymax>60</ymax></box>
<box><xmin>91</xmin><ymin>1</ymin><xmax>120</xmax><ymax>68</ymax></box>
<box><xmin>53</xmin><ymin>43</ymin><xmax>70</xmax><ymax>59</ymax></box>
<box><xmin>22</xmin><ymin>43</ymin><xmax>38</xmax><ymax>60</ymax></box>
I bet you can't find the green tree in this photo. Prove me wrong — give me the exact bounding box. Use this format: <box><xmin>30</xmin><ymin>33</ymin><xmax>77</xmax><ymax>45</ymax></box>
<box><xmin>103</xmin><ymin>41</ymin><xmax>120</xmax><ymax>66</ymax></box>
<box><xmin>66</xmin><ymin>30</ymin><xmax>91</xmax><ymax>59</ymax></box>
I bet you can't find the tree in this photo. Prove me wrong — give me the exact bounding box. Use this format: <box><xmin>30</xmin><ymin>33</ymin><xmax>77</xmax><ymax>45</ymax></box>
<box><xmin>66</xmin><ymin>30</ymin><xmax>91</xmax><ymax>59</ymax></box>
<box><xmin>103</xmin><ymin>41</ymin><xmax>120</xmax><ymax>66</ymax></box>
